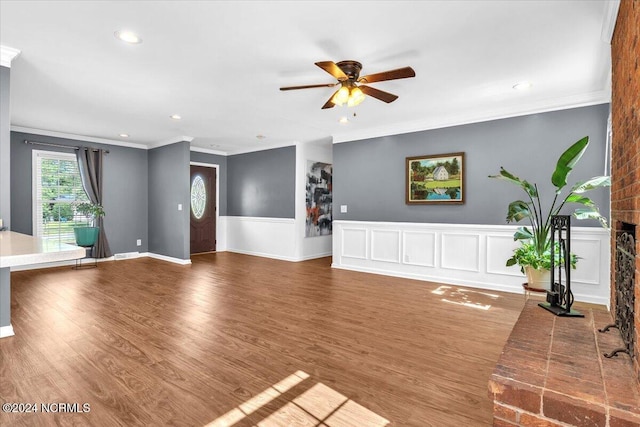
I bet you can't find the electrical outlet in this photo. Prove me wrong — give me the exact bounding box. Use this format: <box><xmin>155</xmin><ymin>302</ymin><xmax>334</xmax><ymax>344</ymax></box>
<box><xmin>340</xmin><ymin>205</ymin><xmax>348</xmax><ymax>213</ymax></box>
<box><xmin>136</xmin><ymin>239</ymin><xmax>142</xmax><ymax>246</ymax></box>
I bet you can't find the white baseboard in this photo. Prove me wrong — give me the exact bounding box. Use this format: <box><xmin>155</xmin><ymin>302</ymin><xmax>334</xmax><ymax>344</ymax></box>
<box><xmin>0</xmin><ymin>324</ymin><xmax>15</xmax><ymax>338</ymax></box>
<box><xmin>297</xmin><ymin>251</ymin><xmax>332</xmax><ymax>261</ymax></box>
<box><xmin>146</xmin><ymin>252</ymin><xmax>192</xmax><ymax>265</ymax></box>
<box><xmin>11</xmin><ymin>251</ymin><xmax>192</xmax><ymax>270</ymax></box>
<box><xmin>227</xmin><ymin>249</ymin><xmax>297</xmax><ymax>262</ymax></box>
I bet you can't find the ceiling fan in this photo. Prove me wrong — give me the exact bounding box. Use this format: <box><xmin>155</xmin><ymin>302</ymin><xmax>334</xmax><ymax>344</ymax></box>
<box><xmin>280</xmin><ymin>60</ymin><xmax>416</xmax><ymax>109</ymax></box>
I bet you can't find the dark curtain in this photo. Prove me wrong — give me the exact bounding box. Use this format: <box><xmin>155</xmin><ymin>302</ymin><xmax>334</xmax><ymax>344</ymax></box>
<box><xmin>76</xmin><ymin>147</ymin><xmax>112</xmax><ymax>258</ymax></box>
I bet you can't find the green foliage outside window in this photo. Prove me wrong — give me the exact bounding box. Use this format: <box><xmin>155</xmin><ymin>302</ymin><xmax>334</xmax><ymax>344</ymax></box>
<box><xmin>38</xmin><ymin>157</ymin><xmax>90</xmax><ymax>243</ymax></box>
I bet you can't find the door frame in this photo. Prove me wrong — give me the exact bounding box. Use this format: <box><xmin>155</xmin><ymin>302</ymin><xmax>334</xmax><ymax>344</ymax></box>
<box><xmin>190</xmin><ymin>162</ymin><xmax>219</xmax><ymax>252</ymax></box>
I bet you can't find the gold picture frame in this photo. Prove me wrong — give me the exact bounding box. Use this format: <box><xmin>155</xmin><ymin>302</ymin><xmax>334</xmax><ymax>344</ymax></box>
<box><xmin>406</xmin><ymin>152</ymin><xmax>465</xmax><ymax>204</ymax></box>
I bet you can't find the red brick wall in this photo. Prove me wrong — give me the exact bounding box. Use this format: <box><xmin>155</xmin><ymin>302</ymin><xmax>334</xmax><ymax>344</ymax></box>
<box><xmin>611</xmin><ymin>0</ymin><xmax>640</xmax><ymax>382</ymax></box>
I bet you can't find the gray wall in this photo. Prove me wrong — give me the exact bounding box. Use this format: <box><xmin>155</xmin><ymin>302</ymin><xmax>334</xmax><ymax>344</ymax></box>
<box><xmin>334</xmin><ymin>104</ymin><xmax>610</xmax><ymax>226</ymax></box>
<box><xmin>190</xmin><ymin>151</ymin><xmax>227</xmax><ymax>216</ymax></box>
<box><xmin>10</xmin><ymin>131</ymin><xmax>149</xmax><ymax>253</ymax></box>
<box><xmin>148</xmin><ymin>141</ymin><xmax>190</xmax><ymax>259</ymax></box>
<box><xmin>227</xmin><ymin>146</ymin><xmax>296</xmax><ymax>218</ymax></box>
<box><xmin>1</xmin><ymin>66</ymin><xmax>10</xmax><ymax>229</ymax></box>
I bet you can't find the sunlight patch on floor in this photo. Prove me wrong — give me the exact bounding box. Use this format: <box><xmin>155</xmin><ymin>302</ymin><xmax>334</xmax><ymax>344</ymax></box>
<box><xmin>432</xmin><ymin>285</ymin><xmax>499</xmax><ymax>310</ymax></box>
<box><xmin>205</xmin><ymin>370</ymin><xmax>389</xmax><ymax>427</ymax></box>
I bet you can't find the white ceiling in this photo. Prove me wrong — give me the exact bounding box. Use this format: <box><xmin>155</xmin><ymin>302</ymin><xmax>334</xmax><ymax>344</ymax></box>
<box><xmin>0</xmin><ymin>1</ymin><xmax>616</xmax><ymax>154</ymax></box>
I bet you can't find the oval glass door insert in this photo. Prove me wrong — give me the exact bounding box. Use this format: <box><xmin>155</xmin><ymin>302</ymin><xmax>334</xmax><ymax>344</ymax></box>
<box><xmin>191</xmin><ymin>175</ymin><xmax>206</xmax><ymax>219</ymax></box>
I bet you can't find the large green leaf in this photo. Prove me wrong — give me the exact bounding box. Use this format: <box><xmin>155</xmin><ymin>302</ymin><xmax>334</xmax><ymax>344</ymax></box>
<box><xmin>551</xmin><ymin>136</ymin><xmax>589</xmax><ymax>191</ymax></box>
<box><xmin>513</xmin><ymin>226</ymin><xmax>533</xmax><ymax>241</ymax></box>
<box><xmin>565</xmin><ymin>193</ymin><xmax>595</xmax><ymax>207</ymax></box>
<box><xmin>489</xmin><ymin>168</ymin><xmax>538</xmax><ymax>197</ymax></box>
<box><xmin>571</xmin><ymin>176</ymin><xmax>611</xmax><ymax>194</ymax></box>
<box><xmin>574</xmin><ymin>208</ymin><xmax>609</xmax><ymax>227</ymax></box>
<box><xmin>507</xmin><ymin>200</ymin><xmax>531</xmax><ymax>223</ymax></box>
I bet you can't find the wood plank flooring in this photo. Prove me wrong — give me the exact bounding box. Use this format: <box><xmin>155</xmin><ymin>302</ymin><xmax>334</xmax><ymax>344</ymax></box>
<box><xmin>0</xmin><ymin>253</ymin><xmax>523</xmax><ymax>426</ymax></box>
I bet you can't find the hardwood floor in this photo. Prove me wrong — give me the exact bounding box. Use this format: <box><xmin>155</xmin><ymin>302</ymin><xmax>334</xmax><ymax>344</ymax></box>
<box><xmin>0</xmin><ymin>253</ymin><xmax>523</xmax><ymax>426</ymax></box>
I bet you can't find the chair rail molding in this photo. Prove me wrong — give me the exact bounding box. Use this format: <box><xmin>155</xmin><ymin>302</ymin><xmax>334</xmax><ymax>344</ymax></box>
<box><xmin>332</xmin><ymin>220</ymin><xmax>611</xmax><ymax>306</ymax></box>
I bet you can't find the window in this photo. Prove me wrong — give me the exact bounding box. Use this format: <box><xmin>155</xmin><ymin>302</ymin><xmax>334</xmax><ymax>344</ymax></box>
<box><xmin>32</xmin><ymin>150</ymin><xmax>89</xmax><ymax>244</ymax></box>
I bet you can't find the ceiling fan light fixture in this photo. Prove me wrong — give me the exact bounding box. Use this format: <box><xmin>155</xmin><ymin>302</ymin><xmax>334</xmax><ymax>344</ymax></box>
<box><xmin>281</xmin><ymin>60</ymin><xmax>414</xmax><ymax>109</ymax></box>
<box><xmin>347</xmin><ymin>86</ymin><xmax>365</xmax><ymax>107</ymax></box>
<box><xmin>332</xmin><ymin>85</ymin><xmax>350</xmax><ymax>106</ymax></box>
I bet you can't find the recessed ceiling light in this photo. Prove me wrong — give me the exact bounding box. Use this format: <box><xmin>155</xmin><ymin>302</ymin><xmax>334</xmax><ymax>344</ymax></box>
<box><xmin>170</xmin><ymin>114</ymin><xmax>181</xmax><ymax>120</ymax></box>
<box><xmin>339</xmin><ymin>117</ymin><xmax>349</xmax><ymax>124</ymax></box>
<box><xmin>256</xmin><ymin>134</ymin><xmax>266</xmax><ymax>140</ymax></box>
<box><xmin>513</xmin><ymin>81</ymin><xmax>533</xmax><ymax>90</ymax></box>
<box><xmin>119</xmin><ymin>133</ymin><xmax>129</xmax><ymax>138</ymax></box>
<box><xmin>114</xmin><ymin>30</ymin><xmax>142</xmax><ymax>44</ymax></box>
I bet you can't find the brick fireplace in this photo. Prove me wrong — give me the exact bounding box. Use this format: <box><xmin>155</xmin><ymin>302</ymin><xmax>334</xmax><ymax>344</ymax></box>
<box><xmin>611</xmin><ymin>0</ymin><xmax>640</xmax><ymax>383</ymax></box>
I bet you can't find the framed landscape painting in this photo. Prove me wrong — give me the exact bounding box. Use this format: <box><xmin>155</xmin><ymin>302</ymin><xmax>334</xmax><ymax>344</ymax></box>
<box><xmin>406</xmin><ymin>152</ymin><xmax>464</xmax><ymax>204</ymax></box>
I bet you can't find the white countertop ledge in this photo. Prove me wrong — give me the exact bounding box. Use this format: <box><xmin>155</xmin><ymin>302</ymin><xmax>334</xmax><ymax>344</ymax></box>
<box><xmin>0</xmin><ymin>231</ymin><xmax>86</xmax><ymax>268</ymax></box>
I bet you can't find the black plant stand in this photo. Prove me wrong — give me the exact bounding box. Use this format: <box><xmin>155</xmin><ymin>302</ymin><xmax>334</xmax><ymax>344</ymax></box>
<box><xmin>538</xmin><ymin>215</ymin><xmax>584</xmax><ymax>317</ymax></box>
<box><xmin>74</xmin><ymin>244</ymin><xmax>97</xmax><ymax>269</ymax></box>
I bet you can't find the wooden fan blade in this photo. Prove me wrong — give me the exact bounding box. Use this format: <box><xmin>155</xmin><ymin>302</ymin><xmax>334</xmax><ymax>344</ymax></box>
<box><xmin>359</xmin><ymin>85</ymin><xmax>399</xmax><ymax>103</ymax></box>
<box><xmin>358</xmin><ymin>67</ymin><xmax>416</xmax><ymax>84</ymax></box>
<box><xmin>280</xmin><ymin>83</ymin><xmax>337</xmax><ymax>91</ymax></box>
<box><xmin>321</xmin><ymin>100</ymin><xmax>336</xmax><ymax>109</ymax></box>
<box><xmin>321</xmin><ymin>89</ymin><xmax>338</xmax><ymax>109</ymax></box>
<box><xmin>315</xmin><ymin>61</ymin><xmax>348</xmax><ymax>81</ymax></box>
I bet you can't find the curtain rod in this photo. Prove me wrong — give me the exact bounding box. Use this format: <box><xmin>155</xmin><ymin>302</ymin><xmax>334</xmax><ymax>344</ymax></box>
<box><xmin>24</xmin><ymin>140</ymin><xmax>110</xmax><ymax>154</ymax></box>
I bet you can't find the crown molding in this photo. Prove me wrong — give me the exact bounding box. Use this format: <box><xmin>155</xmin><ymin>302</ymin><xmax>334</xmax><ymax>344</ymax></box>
<box><xmin>189</xmin><ymin>146</ymin><xmax>228</xmax><ymax>156</ymax></box>
<box><xmin>147</xmin><ymin>135</ymin><xmax>194</xmax><ymax>149</ymax></box>
<box><xmin>0</xmin><ymin>45</ymin><xmax>21</xmax><ymax>68</ymax></box>
<box><xmin>10</xmin><ymin>126</ymin><xmax>148</xmax><ymax>149</ymax></box>
<box><xmin>601</xmin><ymin>0</ymin><xmax>621</xmax><ymax>43</ymax></box>
<box><xmin>332</xmin><ymin>90</ymin><xmax>611</xmax><ymax>144</ymax></box>
<box><xmin>224</xmin><ymin>141</ymin><xmax>297</xmax><ymax>156</ymax></box>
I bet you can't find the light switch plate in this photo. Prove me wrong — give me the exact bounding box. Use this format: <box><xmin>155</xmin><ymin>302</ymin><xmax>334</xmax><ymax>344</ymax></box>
<box><xmin>178</xmin><ymin>204</ymin><xmax>183</xmax><ymax>211</ymax></box>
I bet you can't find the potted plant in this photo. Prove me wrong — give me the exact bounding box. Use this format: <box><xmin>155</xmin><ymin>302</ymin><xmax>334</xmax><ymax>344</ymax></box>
<box><xmin>73</xmin><ymin>202</ymin><xmax>105</xmax><ymax>247</ymax></box>
<box><xmin>489</xmin><ymin>136</ymin><xmax>610</xmax><ymax>289</ymax></box>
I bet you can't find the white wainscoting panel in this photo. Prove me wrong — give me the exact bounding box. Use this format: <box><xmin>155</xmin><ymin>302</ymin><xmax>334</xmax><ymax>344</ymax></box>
<box><xmin>341</xmin><ymin>228</ymin><xmax>368</xmax><ymax>260</ymax></box>
<box><xmin>441</xmin><ymin>233</ymin><xmax>480</xmax><ymax>272</ymax></box>
<box><xmin>332</xmin><ymin>220</ymin><xmax>611</xmax><ymax>306</ymax></box>
<box><xmin>486</xmin><ymin>235</ymin><xmax>521</xmax><ymax>276</ymax></box>
<box><xmin>225</xmin><ymin>216</ymin><xmax>297</xmax><ymax>261</ymax></box>
<box><xmin>371</xmin><ymin>230</ymin><xmax>401</xmax><ymax>263</ymax></box>
<box><xmin>571</xmin><ymin>238</ymin><xmax>603</xmax><ymax>286</ymax></box>
<box><xmin>402</xmin><ymin>231</ymin><xmax>436</xmax><ymax>267</ymax></box>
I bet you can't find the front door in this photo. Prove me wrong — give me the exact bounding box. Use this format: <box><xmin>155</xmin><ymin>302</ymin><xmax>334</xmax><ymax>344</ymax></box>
<box><xmin>190</xmin><ymin>165</ymin><xmax>216</xmax><ymax>254</ymax></box>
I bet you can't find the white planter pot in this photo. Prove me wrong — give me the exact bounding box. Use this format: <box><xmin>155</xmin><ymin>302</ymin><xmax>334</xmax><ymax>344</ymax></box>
<box><xmin>525</xmin><ymin>266</ymin><xmax>551</xmax><ymax>291</ymax></box>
